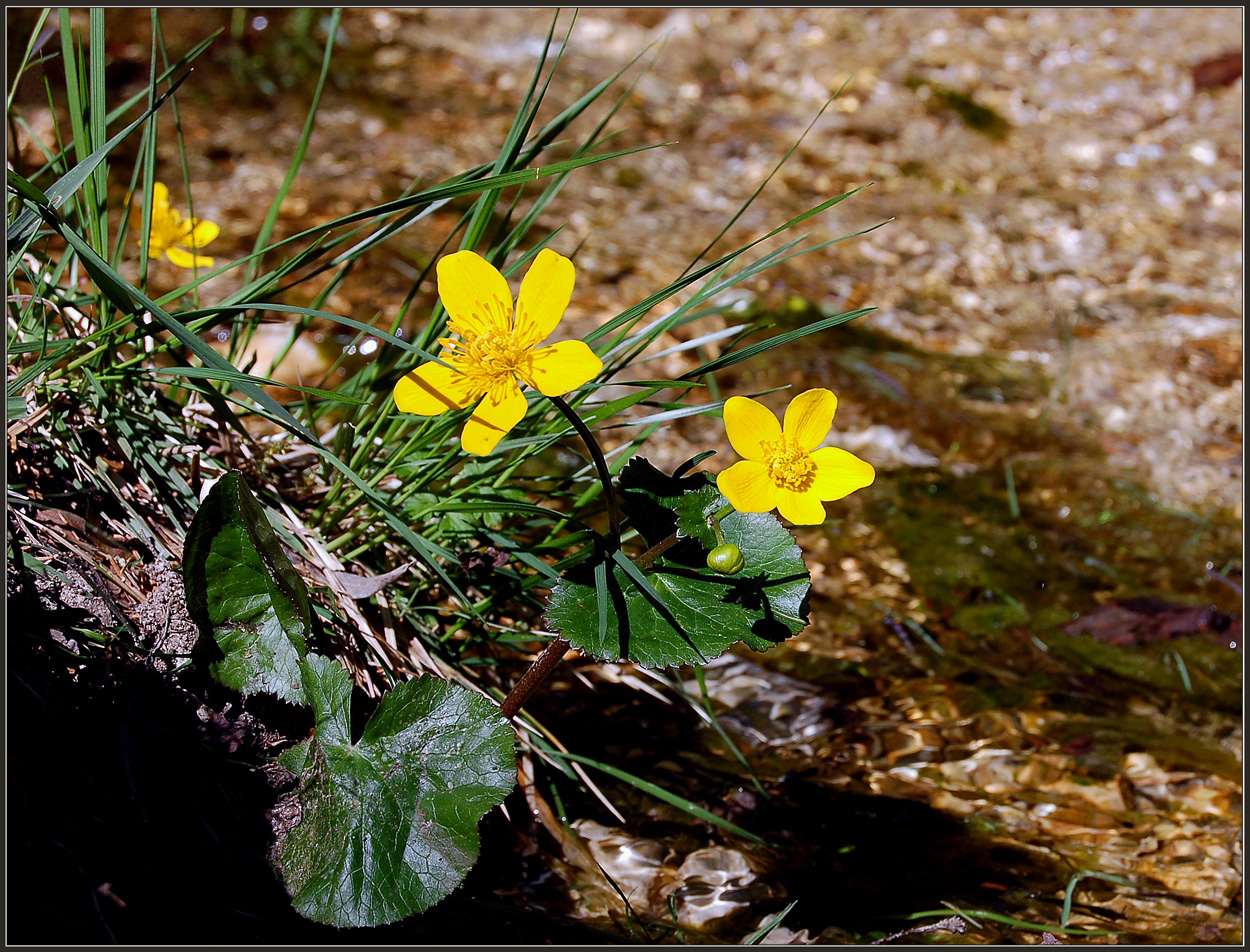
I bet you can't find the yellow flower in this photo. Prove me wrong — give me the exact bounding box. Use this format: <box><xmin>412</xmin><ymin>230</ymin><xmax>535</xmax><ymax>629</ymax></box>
<box><xmin>716</xmin><ymin>388</ymin><xmax>875</xmax><ymax>525</ymax></box>
<box><xmin>393</xmin><ymin>249</ymin><xmax>603</xmax><ymax>455</ymax></box>
<box><xmin>131</xmin><ymin>181</ymin><xmax>219</xmax><ymax>268</ymax></box>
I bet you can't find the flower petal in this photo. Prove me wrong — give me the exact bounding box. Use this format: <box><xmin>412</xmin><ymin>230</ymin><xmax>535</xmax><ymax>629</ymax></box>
<box><xmin>809</xmin><ymin>446</ymin><xmax>876</xmax><ymax>501</ymax></box>
<box><xmin>523</xmin><ymin>339</ymin><xmax>602</xmax><ymax>396</ymax></box>
<box><xmin>461</xmin><ymin>380</ymin><xmax>528</xmax><ymax>455</ymax></box>
<box><xmin>150</xmin><ymin>181</ymin><xmax>171</xmax><ymax>213</ymax></box>
<box><xmin>783</xmin><ymin>388</ymin><xmax>838</xmax><ymax>452</ymax></box>
<box><xmin>393</xmin><ymin>360</ymin><xmax>475</xmax><ymax>416</ymax></box>
<box><xmin>170</xmin><ymin>215</ymin><xmax>195</xmax><ymax>243</ymax></box>
<box><xmin>164</xmin><ymin>245</ymin><xmax>214</xmax><ymax>269</ymax></box>
<box><xmin>776</xmin><ymin>488</ymin><xmax>827</xmax><ymax>526</ymax></box>
<box><xmin>514</xmin><ymin>248</ymin><xmax>575</xmax><ymax>346</ymax></box>
<box><xmin>723</xmin><ymin>395</ymin><xmax>781</xmax><ymax>462</ymax></box>
<box><xmin>185</xmin><ymin>218</ymin><xmax>220</xmax><ymax>250</ymax></box>
<box><xmin>436</xmin><ymin>250</ymin><xmax>513</xmax><ymax>337</ymax></box>
<box><xmin>716</xmin><ymin>460</ymin><xmax>777</xmax><ymax>513</ymax></box>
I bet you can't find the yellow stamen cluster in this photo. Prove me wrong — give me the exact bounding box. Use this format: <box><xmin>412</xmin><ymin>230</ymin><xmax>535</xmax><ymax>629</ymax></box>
<box><xmin>762</xmin><ymin>438</ymin><xmax>816</xmax><ymax>492</ymax></box>
<box><xmin>448</xmin><ymin>291</ymin><xmax>511</xmax><ymax>338</ymax></box>
<box><xmin>441</xmin><ymin>326</ymin><xmax>533</xmax><ymax>400</ymax></box>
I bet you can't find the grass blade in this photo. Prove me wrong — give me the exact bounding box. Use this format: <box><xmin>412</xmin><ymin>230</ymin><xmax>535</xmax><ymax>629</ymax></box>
<box><xmin>1060</xmin><ymin>871</ymin><xmax>1133</xmax><ymax>928</ymax></box>
<box><xmin>682</xmin><ymin>307</ymin><xmax>877</xmax><ymax>379</ymax></box>
<box><xmin>245</xmin><ymin>8</ymin><xmax>342</xmax><ymax>284</ymax></box>
<box><xmin>610</xmin><ymin>548</ymin><xmax>706</xmax><ymax>663</ymax></box>
<box><xmin>744</xmin><ymin>901</ymin><xmax>799</xmax><ymax>944</ymax></box>
<box><xmin>548</xmin><ymin>749</ymin><xmax>767</xmax><ymax>845</ymax></box>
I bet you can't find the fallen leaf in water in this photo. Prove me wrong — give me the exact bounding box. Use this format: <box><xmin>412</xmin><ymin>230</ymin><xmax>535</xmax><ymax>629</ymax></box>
<box><xmin>1062</xmin><ymin>597</ymin><xmax>1239</xmax><ymax>647</ymax></box>
<box><xmin>1192</xmin><ymin>50</ymin><xmax>1242</xmax><ymax>90</ymax></box>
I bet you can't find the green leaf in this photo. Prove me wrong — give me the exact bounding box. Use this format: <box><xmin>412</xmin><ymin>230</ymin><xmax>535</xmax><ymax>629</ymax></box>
<box><xmin>183</xmin><ymin>471</ymin><xmax>312</xmax><ymax>704</ymax></box>
<box><xmin>147</xmin><ymin>365</ymin><xmax>373</xmax><ymax>405</ymax></box>
<box><xmin>616</xmin><ymin>455</ymin><xmax>709</xmax><ymax>548</ymax></box>
<box><xmin>277</xmin><ymin>737</ymin><xmax>314</xmax><ymax>776</ymax></box>
<box><xmin>546</xmin><ymin>458</ymin><xmax>810</xmax><ymax>666</ymax></box>
<box><xmin>275</xmin><ymin>654</ymin><xmax>516</xmax><ymax>928</ymax></box>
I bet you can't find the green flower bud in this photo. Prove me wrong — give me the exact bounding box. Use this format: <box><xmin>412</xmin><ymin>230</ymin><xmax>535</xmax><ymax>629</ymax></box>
<box><xmin>706</xmin><ymin>543</ymin><xmax>745</xmax><ymax>576</ymax></box>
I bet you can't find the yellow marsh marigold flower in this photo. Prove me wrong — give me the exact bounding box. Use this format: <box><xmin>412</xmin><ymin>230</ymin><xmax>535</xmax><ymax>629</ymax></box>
<box><xmin>717</xmin><ymin>388</ymin><xmax>875</xmax><ymax>526</ymax></box>
<box><xmin>131</xmin><ymin>181</ymin><xmax>219</xmax><ymax>268</ymax></box>
<box><xmin>393</xmin><ymin>249</ymin><xmax>603</xmax><ymax>455</ymax></box>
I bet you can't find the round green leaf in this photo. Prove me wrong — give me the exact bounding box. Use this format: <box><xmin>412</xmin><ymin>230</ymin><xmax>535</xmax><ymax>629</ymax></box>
<box><xmin>274</xmin><ymin>655</ymin><xmax>516</xmax><ymax>928</ymax></box>
<box><xmin>546</xmin><ymin>458</ymin><xmax>810</xmax><ymax>666</ymax></box>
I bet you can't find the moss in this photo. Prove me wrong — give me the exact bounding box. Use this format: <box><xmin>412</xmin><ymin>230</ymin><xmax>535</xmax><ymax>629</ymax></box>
<box><xmin>907</xmin><ymin>76</ymin><xmax>1013</xmax><ymax>141</ymax></box>
<box><xmin>1042</xmin><ymin>633</ymin><xmax>1242</xmax><ymax>712</ymax></box>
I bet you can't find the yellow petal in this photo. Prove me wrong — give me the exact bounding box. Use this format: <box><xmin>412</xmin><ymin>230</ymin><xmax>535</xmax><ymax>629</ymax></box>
<box><xmin>723</xmin><ymin>395</ymin><xmax>781</xmax><ymax>462</ymax></box>
<box><xmin>164</xmin><ymin>245</ymin><xmax>214</xmax><ymax>269</ymax></box>
<box><xmin>393</xmin><ymin>361</ymin><xmax>475</xmax><ymax>415</ymax></box>
<box><xmin>185</xmin><ymin>218</ymin><xmax>220</xmax><ymax>249</ymax></box>
<box><xmin>809</xmin><ymin>446</ymin><xmax>876</xmax><ymax>501</ymax></box>
<box><xmin>461</xmin><ymin>380</ymin><xmax>528</xmax><ymax>455</ymax></box>
<box><xmin>523</xmin><ymin>339</ymin><xmax>602</xmax><ymax>396</ymax></box>
<box><xmin>515</xmin><ymin>248</ymin><xmax>575</xmax><ymax>346</ymax></box>
<box><xmin>436</xmin><ymin>250</ymin><xmax>513</xmax><ymax>337</ymax></box>
<box><xmin>716</xmin><ymin>460</ymin><xmax>777</xmax><ymax>513</ymax></box>
<box><xmin>150</xmin><ymin>181</ymin><xmax>171</xmax><ymax>212</ymax></box>
<box><xmin>783</xmin><ymin>388</ymin><xmax>837</xmax><ymax>452</ymax></box>
<box><xmin>776</xmin><ymin>488</ymin><xmax>827</xmax><ymax>526</ymax></box>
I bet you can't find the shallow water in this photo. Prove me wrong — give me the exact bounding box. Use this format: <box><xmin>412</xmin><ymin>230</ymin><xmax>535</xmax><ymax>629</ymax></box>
<box><xmin>512</xmin><ymin>418</ymin><xmax>1240</xmax><ymax>941</ymax></box>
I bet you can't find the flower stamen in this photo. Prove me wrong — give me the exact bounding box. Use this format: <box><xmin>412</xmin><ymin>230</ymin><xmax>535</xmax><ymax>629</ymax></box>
<box><xmin>441</xmin><ymin>325</ymin><xmax>536</xmax><ymax>399</ymax></box>
<box><xmin>762</xmin><ymin>437</ymin><xmax>816</xmax><ymax>492</ymax></box>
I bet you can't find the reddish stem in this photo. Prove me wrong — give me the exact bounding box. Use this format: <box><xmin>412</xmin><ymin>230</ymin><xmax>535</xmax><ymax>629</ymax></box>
<box><xmin>500</xmin><ymin>636</ymin><xmax>571</xmax><ymax>720</ymax></box>
<box><xmin>635</xmin><ymin>531</ymin><xmax>680</xmax><ymax>570</ymax></box>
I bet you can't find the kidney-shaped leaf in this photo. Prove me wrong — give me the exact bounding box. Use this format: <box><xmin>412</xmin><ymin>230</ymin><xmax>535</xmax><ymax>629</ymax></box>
<box><xmin>275</xmin><ymin>654</ymin><xmax>516</xmax><ymax>928</ymax></box>
<box><xmin>546</xmin><ymin>458</ymin><xmax>810</xmax><ymax>666</ymax></box>
<box><xmin>183</xmin><ymin>471</ymin><xmax>311</xmax><ymax>703</ymax></box>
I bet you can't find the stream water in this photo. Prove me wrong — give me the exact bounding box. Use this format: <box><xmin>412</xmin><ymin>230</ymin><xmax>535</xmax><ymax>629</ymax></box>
<box><xmin>504</xmin><ymin>321</ymin><xmax>1241</xmax><ymax>942</ymax></box>
<box><xmin>10</xmin><ymin>7</ymin><xmax>1241</xmax><ymax>943</ymax></box>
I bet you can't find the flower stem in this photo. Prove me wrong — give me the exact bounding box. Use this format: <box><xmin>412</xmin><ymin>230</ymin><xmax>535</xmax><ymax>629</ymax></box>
<box><xmin>709</xmin><ymin>515</ymin><xmax>726</xmax><ymax>546</ymax></box>
<box><xmin>500</xmin><ymin>636</ymin><xmax>570</xmax><ymax>720</ymax></box>
<box><xmin>707</xmin><ymin>502</ymin><xmax>737</xmax><ymax>544</ymax></box>
<box><xmin>636</xmin><ymin>532</ymin><xmax>680</xmax><ymax>570</ymax></box>
<box><xmin>503</xmin><ymin>397</ymin><xmax>621</xmax><ymax>720</ymax></box>
<box><xmin>546</xmin><ymin>394</ymin><xmax>622</xmax><ymax>541</ymax></box>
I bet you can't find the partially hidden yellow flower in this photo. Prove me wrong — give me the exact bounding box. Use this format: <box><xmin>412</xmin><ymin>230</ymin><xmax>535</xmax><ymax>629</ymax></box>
<box><xmin>393</xmin><ymin>249</ymin><xmax>603</xmax><ymax>455</ymax></box>
<box><xmin>131</xmin><ymin>181</ymin><xmax>219</xmax><ymax>268</ymax></box>
<box><xmin>716</xmin><ymin>388</ymin><xmax>875</xmax><ymax>526</ymax></box>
